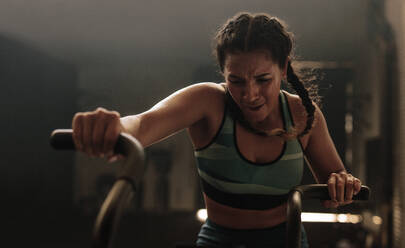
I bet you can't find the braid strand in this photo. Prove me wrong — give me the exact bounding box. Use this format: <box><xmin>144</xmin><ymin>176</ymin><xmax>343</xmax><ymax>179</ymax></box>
<box><xmin>287</xmin><ymin>61</ymin><xmax>316</xmax><ymax>137</ymax></box>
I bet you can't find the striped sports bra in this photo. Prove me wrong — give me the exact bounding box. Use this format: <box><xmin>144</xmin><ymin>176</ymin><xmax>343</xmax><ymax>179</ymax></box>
<box><xmin>194</xmin><ymin>90</ymin><xmax>304</xmax><ymax>210</ymax></box>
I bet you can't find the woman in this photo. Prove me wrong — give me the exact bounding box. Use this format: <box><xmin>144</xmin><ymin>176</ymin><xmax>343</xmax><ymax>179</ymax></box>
<box><xmin>72</xmin><ymin>12</ymin><xmax>362</xmax><ymax>248</ymax></box>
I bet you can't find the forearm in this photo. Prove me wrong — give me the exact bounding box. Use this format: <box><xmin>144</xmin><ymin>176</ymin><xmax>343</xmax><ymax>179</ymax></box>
<box><xmin>305</xmin><ymin>106</ymin><xmax>347</xmax><ymax>184</ymax></box>
<box><xmin>120</xmin><ymin>112</ymin><xmax>185</xmax><ymax>148</ymax></box>
<box><xmin>305</xmin><ymin>155</ymin><xmax>345</xmax><ymax>184</ymax></box>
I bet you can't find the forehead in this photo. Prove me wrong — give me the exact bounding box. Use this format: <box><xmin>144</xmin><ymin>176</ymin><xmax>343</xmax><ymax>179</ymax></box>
<box><xmin>224</xmin><ymin>50</ymin><xmax>279</xmax><ymax>75</ymax></box>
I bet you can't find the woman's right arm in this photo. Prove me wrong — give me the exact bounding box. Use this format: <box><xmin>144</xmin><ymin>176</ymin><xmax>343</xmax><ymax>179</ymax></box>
<box><xmin>72</xmin><ymin>82</ymin><xmax>222</xmax><ymax>158</ymax></box>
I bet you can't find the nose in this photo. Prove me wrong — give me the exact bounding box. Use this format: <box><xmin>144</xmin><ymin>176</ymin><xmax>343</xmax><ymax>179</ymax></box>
<box><xmin>242</xmin><ymin>81</ymin><xmax>260</xmax><ymax>103</ymax></box>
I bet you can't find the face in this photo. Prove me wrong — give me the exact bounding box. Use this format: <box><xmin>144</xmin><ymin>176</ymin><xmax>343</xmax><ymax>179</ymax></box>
<box><xmin>224</xmin><ymin>49</ymin><xmax>287</xmax><ymax>125</ymax></box>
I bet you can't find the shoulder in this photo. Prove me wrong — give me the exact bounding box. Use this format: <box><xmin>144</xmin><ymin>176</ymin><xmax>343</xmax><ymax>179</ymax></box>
<box><xmin>186</xmin><ymin>83</ymin><xmax>228</xmax><ymax>148</ymax></box>
<box><xmin>176</xmin><ymin>82</ymin><xmax>227</xmax><ymax>119</ymax></box>
<box><xmin>178</xmin><ymin>82</ymin><xmax>225</xmax><ymax>99</ymax></box>
<box><xmin>157</xmin><ymin>82</ymin><xmax>225</xmax><ymax>109</ymax></box>
<box><xmin>188</xmin><ymin>82</ymin><xmax>226</xmax><ymax>95</ymax></box>
<box><xmin>283</xmin><ymin>91</ymin><xmax>324</xmax><ymax>145</ymax></box>
<box><xmin>182</xmin><ymin>82</ymin><xmax>226</xmax><ymax>107</ymax></box>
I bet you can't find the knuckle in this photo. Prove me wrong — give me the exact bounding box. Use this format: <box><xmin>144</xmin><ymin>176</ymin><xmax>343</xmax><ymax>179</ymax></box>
<box><xmin>96</xmin><ymin>107</ymin><xmax>106</xmax><ymax>112</ymax></box>
<box><xmin>82</xmin><ymin>112</ymin><xmax>92</xmax><ymax>119</ymax></box>
<box><xmin>73</xmin><ymin>112</ymin><xmax>84</xmax><ymax>119</ymax></box>
<box><xmin>73</xmin><ymin>113</ymin><xmax>84</xmax><ymax>124</ymax></box>
<box><xmin>95</xmin><ymin>108</ymin><xmax>109</xmax><ymax>118</ymax></box>
<box><xmin>110</xmin><ymin>111</ymin><xmax>121</xmax><ymax>120</ymax></box>
<box><xmin>336</xmin><ymin>179</ymin><xmax>345</xmax><ymax>187</ymax></box>
<box><xmin>328</xmin><ymin>176</ymin><xmax>336</xmax><ymax>183</ymax></box>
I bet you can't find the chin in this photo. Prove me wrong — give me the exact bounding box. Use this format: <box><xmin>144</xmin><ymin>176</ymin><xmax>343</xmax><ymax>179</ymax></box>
<box><xmin>242</xmin><ymin>111</ymin><xmax>267</xmax><ymax>124</ymax></box>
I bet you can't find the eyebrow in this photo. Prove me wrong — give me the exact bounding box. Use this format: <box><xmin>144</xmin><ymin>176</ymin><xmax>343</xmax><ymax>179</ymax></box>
<box><xmin>254</xmin><ymin>73</ymin><xmax>272</xmax><ymax>78</ymax></box>
<box><xmin>228</xmin><ymin>73</ymin><xmax>272</xmax><ymax>79</ymax></box>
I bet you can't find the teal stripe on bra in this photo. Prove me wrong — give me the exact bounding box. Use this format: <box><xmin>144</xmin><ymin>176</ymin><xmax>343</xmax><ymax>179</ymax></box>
<box><xmin>281</xmin><ymin>152</ymin><xmax>303</xmax><ymax>161</ymax></box>
<box><xmin>195</xmin><ymin>142</ymin><xmax>235</xmax><ymax>160</ymax></box>
<box><xmin>196</xmin><ymin>149</ymin><xmax>303</xmax><ymax>162</ymax></box>
<box><xmin>198</xmin><ymin>168</ymin><xmax>290</xmax><ymax>195</ymax></box>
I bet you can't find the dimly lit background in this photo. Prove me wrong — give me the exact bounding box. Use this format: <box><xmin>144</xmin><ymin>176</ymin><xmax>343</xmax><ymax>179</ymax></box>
<box><xmin>1</xmin><ymin>0</ymin><xmax>404</xmax><ymax>247</ymax></box>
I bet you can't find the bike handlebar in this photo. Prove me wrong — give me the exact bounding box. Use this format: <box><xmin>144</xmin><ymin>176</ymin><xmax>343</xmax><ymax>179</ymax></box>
<box><xmin>50</xmin><ymin>129</ymin><xmax>145</xmax><ymax>248</ymax></box>
<box><xmin>51</xmin><ymin>129</ymin><xmax>371</xmax><ymax>248</ymax></box>
<box><xmin>286</xmin><ymin>184</ymin><xmax>370</xmax><ymax>248</ymax></box>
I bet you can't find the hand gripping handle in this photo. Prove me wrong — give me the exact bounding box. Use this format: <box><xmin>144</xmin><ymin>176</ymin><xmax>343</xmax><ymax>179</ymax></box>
<box><xmin>286</xmin><ymin>184</ymin><xmax>370</xmax><ymax>248</ymax></box>
<box><xmin>50</xmin><ymin>129</ymin><xmax>145</xmax><ymax>248</ymax></box>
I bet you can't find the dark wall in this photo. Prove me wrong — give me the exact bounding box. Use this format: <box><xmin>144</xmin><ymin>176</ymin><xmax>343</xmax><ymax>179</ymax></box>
<box><xmin>0</xmin><ymin>34</ymin><xmax>78</xmax><ymax>245</ymax></box>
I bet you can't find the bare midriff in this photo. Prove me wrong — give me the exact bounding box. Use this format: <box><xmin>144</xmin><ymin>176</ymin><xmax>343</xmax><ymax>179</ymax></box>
<box><xmin>203</xmin><ymin>193</ymin><xmax>287</xmax><ymax>229</ymax></box>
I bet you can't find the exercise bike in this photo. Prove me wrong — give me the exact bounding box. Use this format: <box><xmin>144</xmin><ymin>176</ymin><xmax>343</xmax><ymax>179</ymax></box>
<box><xmin>50</xmin><ymin>129</ymin><xmax>370</xmax><ymax>248</ymax></box>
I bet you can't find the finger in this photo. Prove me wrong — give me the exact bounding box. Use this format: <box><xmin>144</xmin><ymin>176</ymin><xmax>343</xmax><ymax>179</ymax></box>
<box><xmin>72</xmin><ymin>113</ymin><xmax>84</xmax><ymax>151</ymax></box>
<box><xmin>103</xmin><ymin>112</ymin><xmax>121</xmax><ymax>156</ymax></box>
<box><xmin>82</xmin><ymin>113</ymin><xmax>95</xmax><ymax>156</ymax></box>
<box><xmin>322</xmin><ymin>200</ymin><xmax>338</xmax><ymax>209</ymax></box>
<box><xmin>354</xmin><ymin>178</ymin><xmax>362</xmax><ymax>195</ymax></box>
<box><xmin>345</xmin><ymin>176</ymin><xmax>354</xmax><ymax>201</ymax></box>
<box><xmin>328</xmin><ymin>173</ymin><xmax>337</xmax><ymax>201</ymax></box>
<box><xmin>336</xmin><ymin>174</ymin><xmax>345</xmax><ymax>203</ymax></box>
<box><xmin>92</xmin><ymin>110</ymin><xmax>108</xmax><ymax>156</ymax></box>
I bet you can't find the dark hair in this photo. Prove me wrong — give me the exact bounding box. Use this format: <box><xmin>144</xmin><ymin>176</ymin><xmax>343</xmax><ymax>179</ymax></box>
<box><xmin>214</xmin><ymin>12</ymin><xmax>317</xmax><ymax>138</ymax></box>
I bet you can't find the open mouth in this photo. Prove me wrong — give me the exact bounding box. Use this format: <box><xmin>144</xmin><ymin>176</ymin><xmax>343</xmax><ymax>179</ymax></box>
<box><xmin>247</xmin><ymin>104</ymin><xmax>264</xmax><ymax>111</ymax></box>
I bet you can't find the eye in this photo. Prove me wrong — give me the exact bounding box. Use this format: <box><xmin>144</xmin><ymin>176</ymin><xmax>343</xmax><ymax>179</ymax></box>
<box><xmin>257</xmin><ymin>78</ymin><xmax>272</xmax><ymax>84</ymax></box>
<box><xmin>228</xmin><ymin>79</ymin><xmax>244</xmax><ymax>85</ymax></box>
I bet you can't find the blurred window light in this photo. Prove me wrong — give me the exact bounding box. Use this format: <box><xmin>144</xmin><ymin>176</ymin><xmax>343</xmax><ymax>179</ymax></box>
<box><xmin>302</xmin><ymin>212</ymin><xmax>362</xmax><ymax>224</ymax></box>
<box><xmin>196</xmin><ymin>210</ymin><xmax>365</xmax><ymax>224</ymax></box>
<box><xmin>196</xmin><ymin>209</ymin><xmax>208</xmax><ymax>222</ymax></box>
<box><xmin>345</xmin><ymin>113</ymin><xmax>353</xmax><ymax>133</ymax></box>
<box><xmin>349</xmin><ymin>214</ymin><xmax>362</xmax><ymax>224</ymax></box>
<box><xmin>301</xmin><ymin>212</ymin><xmax>337</xmax><ymax>223</ymax></box>
<box><xmin>372</xmin><ymin>215</ymin><xmax>383</xmax><ymax>225</ymax></box>
<box><xmin>337</xmin><ymin>214</ymin><xmax>348</xmax><ymax>223</ymax></box>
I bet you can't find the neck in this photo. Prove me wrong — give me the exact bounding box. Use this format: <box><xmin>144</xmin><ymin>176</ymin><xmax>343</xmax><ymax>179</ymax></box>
<box><xmin>251</xmin><ymin>100</ymin><xmax>282</xmax><ymax>133</ymax></box>
<box><xmin>226</xmin><ymin>90</ymin><xmax>284</xmax><ymax>137</ymax></box>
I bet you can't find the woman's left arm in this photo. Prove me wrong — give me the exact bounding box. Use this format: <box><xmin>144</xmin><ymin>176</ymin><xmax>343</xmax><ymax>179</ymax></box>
<box><xmin>304</xmin><ymin>105</ymin><xmax>362</xmax><ymax>208</ymax></box>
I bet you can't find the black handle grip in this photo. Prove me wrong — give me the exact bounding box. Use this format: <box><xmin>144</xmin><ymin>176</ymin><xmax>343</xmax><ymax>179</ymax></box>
<box><xmin>50</xmin><ymin>129</ymin><xmax>132</xmax><ymax>156</ymax></box>
<box><xmin>294</xmin><ymin>184</ymin><xmax>370</xmax><ymax>201</ymax></box>
<box><xmin>287</xmin><ymin>184</ymin><xmax>371</xmax><ymax>248</ymax></box>
<box><xmin>50</xmin><ymin>129</ymin><xmax>76</xmax><ymax>150</ymax></box>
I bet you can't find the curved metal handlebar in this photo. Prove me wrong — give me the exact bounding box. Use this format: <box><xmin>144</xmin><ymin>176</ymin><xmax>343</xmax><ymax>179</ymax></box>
<box><xmin>50</xmin><ymin>129</ymin><xmax>145</xmax><ymax>248</ymax></box>
<box><xmin>286</xmin><ymin>184</ymin><xmax>371</xmax><ymax>248</ymax></box>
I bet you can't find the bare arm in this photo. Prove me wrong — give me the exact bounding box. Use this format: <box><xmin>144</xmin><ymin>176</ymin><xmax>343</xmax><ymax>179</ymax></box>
<box><xmin>72</xmin><ymin>82</ymin><xmax>223</xmax><ymax>156</ymax></box>
<box><xmin>304</xmin><ymin>106</ymin><xmax>345</xmax><ymax>183</ymax></box>
<box><xmin>304</xmin><ymin>105</ymin><xmax>361</xmax><ymax>207</ymax></box>
<box><xmin>120</xmin><ymin>83</ymin><xmax>221</xmax><ymax>147</ymax></box>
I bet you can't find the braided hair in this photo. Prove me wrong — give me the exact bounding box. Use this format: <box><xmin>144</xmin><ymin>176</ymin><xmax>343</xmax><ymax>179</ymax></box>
<box><xmin>214</xmin><ymin>12</ymin><xmax>317</xmax><ymax>138</ymax></box>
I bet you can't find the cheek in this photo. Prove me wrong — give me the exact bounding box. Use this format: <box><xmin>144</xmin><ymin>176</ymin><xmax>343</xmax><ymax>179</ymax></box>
<box><xmin>225</xmin><ymin>88</ymin><xmax>242</xmax><ymax>110</ymax></box>
<box><xmin>226</xmin><ymin>85</ymin><xmax>241</xmax><ymax>100</ymax></box>
<box><xmin>264</xmin><ymin>82</ymin><xmax>280</xmax><ymax>99</ymax></box>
